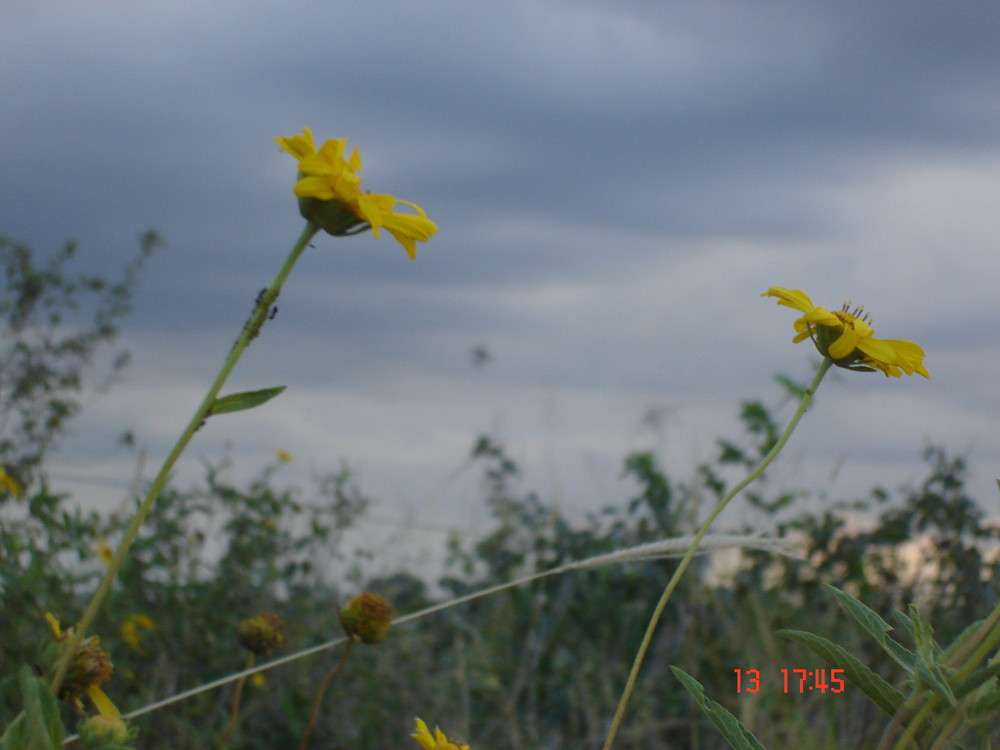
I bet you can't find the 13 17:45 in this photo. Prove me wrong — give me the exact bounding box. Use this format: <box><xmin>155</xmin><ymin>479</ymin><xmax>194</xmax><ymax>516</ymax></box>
<box><xmin>734</xmin><ymin>668</ymin><xmax>846</xmax><ymax>694</ymax></box>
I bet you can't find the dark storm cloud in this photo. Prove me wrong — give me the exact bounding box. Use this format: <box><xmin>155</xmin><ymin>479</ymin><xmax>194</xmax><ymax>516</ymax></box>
<box><xmin>1</xmin><ymin>1</ymin><xmax>998</xmax><ymax>517</ymax></box>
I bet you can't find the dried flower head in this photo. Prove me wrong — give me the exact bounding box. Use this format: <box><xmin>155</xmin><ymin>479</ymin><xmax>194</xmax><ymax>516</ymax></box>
<box><xmin>44</xmin><ymin>613</ymin><xmax>113</xmax><ymax>702</ymax></box>
<box><xmin>338</xmin><ymin>591</ymin><xmax>395</xmax><ymax>644</ymax></box>
<box><xmin>238</xmin><ymin>611</ymin><xmax>286</xmax><ymax>656</ymax></box>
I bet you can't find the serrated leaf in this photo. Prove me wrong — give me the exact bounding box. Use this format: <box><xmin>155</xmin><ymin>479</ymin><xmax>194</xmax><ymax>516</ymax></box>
<box><xmin>900</xmin><ymin>605</ymin><xmax>944</xmax><ymax>663</ymax></box>
<box><xmin>824</xmin><ymin>584</ymin><xmax>917</xmax><ymax>673</ymax></box>
<box><xmin>897</xmin><ymin>605</ymin><xmax>957</xmax><ymax>706</ymax></box>
<box><xmin>777</xmin><ymin>629</ymin><xmax>904</xmax><ymax>716</ymax></box>
<box><xmin>207</xmin><ymin>386</ymin><xmax>285</xmax><ymax>417</ymax></box>
<box><xmin>893</xmin><ymin>609</ymin><xmax>916</xmax><ymax>641</ymax></box>
<box><xmin>671</xmin><ymin>666</ymin><xmax>768</xmax><ymax>750</ymax></box>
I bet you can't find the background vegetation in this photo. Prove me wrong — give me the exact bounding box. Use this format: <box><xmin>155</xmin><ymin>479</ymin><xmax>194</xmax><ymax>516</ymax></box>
<box><xmin>1</xmin><ymin>237</ymin><xmax>997</xmax><ymax>749</ymax></box>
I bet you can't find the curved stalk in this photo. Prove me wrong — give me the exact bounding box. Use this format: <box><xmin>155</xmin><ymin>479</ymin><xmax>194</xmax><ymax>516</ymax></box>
<box><xmin>601</xmin><ymin>358</ymin><xmax>833</xmax><ymax>750</ymax></box>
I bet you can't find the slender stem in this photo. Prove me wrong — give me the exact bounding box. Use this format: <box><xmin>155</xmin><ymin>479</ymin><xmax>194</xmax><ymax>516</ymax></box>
<box><xmin>947</xmin><ymin>600</ymin><xmax>1000</xmax><ymax>678</ymax></box>
<box><xmin>926</xmin><ymin>693</ymin><xmax>972</xmax><ymax>750</ymax></box>
<box><xmin>217</xmin><ymin>654</ymin><xmax>256</xmax><ymax>750</ymax></box>
<box><xmin>50</xmin><ymin>222</ymin><xmax>320</xmax><ymax>691</ymax></box>
<box><xmin>601</xmin><ymin>359</ymin><xmax>833</xmax><ymax>750</ymax></box>
<box><xmin>886</xmin><ymin>693</ymin><xmax>936</xmax><ymax>750</ymax></box>
<box><xmin>297</xmin><ymin>640</ymin><xmax>355</xmax><ymax>750</ymax></box>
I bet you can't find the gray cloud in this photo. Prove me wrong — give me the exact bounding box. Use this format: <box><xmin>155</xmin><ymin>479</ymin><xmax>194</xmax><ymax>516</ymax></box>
<box><xmin>2</xmin><ymin>0</ymin><xmax>998</xmax><ymax>530</ymax></box>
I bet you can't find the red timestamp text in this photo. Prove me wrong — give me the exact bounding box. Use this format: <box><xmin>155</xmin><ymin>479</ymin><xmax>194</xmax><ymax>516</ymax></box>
<box><xmin>734</xmin><ymin>668</ymin><xmax>846</xmax><ymax>694</ymax></box>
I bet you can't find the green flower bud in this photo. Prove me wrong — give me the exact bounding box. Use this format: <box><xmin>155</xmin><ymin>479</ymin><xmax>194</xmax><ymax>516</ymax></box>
<box><xmin>77</xmin><ymin>713</ymin><xmax>132</xmax><ymax>748</ymax></box>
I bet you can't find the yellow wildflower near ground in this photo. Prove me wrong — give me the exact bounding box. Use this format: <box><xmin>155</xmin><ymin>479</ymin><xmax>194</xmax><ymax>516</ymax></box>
<box><xmin>44</xmin><ymin>613</ymin><xmax>122</xmax><ymax>720</ymax></box>
<box><xmin>274</xmin><ymin>448</ymin><xmax>295</xmax><ymax>463</ymax></box>
<box><xmin>120</xmin><ymin>613</ymin><xmax>156</xmax><ymax>653</ymax></box>
<box><xmin>0</xmin><ymin>465</ymin><xmax>23</xmax><ymax>496</ymax></box>
<box><xmin>412</xmin><ymin>718</ymin><xmax>470</xmax><ymax>750</ymax></box>
<box><xmin>763</xmin><ymin>286</ymin><xmax>929</xmax><ymax>378</ymax></box>
<box><xmin>275</xmin><ymin>128</ymin><xmax>437</xmax><ymax>259</ymax></box>
<box><xmin>94</xmin><ymin>538</ymin><xmax>115</xmax><ymax>568</ymax></box>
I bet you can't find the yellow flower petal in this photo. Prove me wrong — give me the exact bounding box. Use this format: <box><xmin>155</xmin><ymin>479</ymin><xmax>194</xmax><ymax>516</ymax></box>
<box><xmin>411</xmin><ymin>718</ymin><xmax>470</xmax><ymax>750</ymax></box>
<box><xmin>883</xmin><ymin>339</ymin><xmax>930</xmax><ymax>377</ymax></box>
<box><xmin>86</xmin><ymin>685</ymin><xmax>122</xmax><ymax>719</ymax></box>
<box><xmin>357</xmin><ymin>194</ymin><xmax>439</xmax><ymax>260</ymax></box>
<box><xmin>762</xmin><ymin>286</ymin><xmax>815</xmax><ymax>312</ymax></box>
<box><xmin>763</xmin><ymin>288</ymin><xmax>840</xmax><ymax>327</ymax></box>
<box><xmin>0</xmin><ymin>465</ymin><xmax>23</xmax><ymax>496</ymax></box>
<box><xmin>413</xmin><ymin>718</ymin><xmax>435</xmax><ymax>749</ymax></box>
<box><xmin>274</xmin><ymin>127</ymin><xmax>316</xmax><ymax>160</ymax></box>
<box><xmin>45</xmin><ymin>612</ymin><xmax>64</xmax><ymax>639</ymax></box>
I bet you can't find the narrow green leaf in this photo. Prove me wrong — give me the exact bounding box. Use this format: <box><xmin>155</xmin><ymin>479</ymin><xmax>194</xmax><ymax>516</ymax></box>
<box><xmin>955</xmin><ymin>661</ymin><xmax>1000</xmax><ymax>703</ymax></box>
<box><xmin>671</xmin><ymin>666</ymin><xmax>768</xmax><ymax>750</ymax></box>
<box><xmin>0</xmin><ymin>713</ymin><xmax>27</xmax><ymax>750</ymax></box>
<box><xmin>777</xmin><ymin>629</ymin><xmax>904</xmax><ymax>716</ymax></box>
<box><xmin>207</xmin><ymin>386</ymin><xmax>285</xmax><ymax>416</ymax></box>
<box><xmin>911</xmin><ymin>664</ymin><xmax>957</xmax><ymax>706</ymax></box>
<box><xmin>942</xmin><ymin>618</ymin><xmax>987</xmax><ymax>662</ymax></box>
<box><xmin>969</xmin><ymin>679</ymin><xmax>1000</xmax><ymax>721</ymax></box>
<box><xmin>824</xmin><ymin>584</ymin><xmax>917</xmax><ymax>673</ymax></box>
<box><xmin>17</xmin><ymin>665</ymin><xmax>63</xmax><ymax>749</ymax></box>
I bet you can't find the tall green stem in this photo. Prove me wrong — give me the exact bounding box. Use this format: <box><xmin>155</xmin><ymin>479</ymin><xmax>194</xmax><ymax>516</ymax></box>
<box><xmin>50</xmin><ymin>222</ymin><xmax>320</xmax><ymax>691</ymax></box>
<box><xmin>217</xmin><ymin>653</ymin><xmax>256</xmax><ymax>750</ymax></box>
<box><xmin>601</xmin><ymin>358</ymin><xmax>833</xmax><ymax>750</ymax></box>
<box><xmin>297</xmin><ymin>640</ymin><xmax>355</xmax><ymax>750</ymax></box>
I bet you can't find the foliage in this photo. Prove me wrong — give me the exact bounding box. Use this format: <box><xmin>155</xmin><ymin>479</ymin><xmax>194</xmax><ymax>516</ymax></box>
<box><xmin>6</xmin><ymin>399</ymin><xmax>996</xmax><ymax>748</ymax></box>
<box><xmin>0</xmin><ymin>232</ymin><xmax>162</xmax><ymax>490</ymax></box>
<box><xmin>2</xmin><ymin>240</ymin><xmax>999</xmax><ymax>748</ymax></box>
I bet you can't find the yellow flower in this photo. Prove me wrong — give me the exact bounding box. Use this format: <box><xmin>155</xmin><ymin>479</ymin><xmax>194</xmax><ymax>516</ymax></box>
<box><xmin>44</xmin><ymin>614</ymin><xmax>118</xmax><ymax>715</ymax></box>
<box><xmin>274</xmin><ymin>448</ymin><xmax>295</xmax><ymax>463</ymax></box>
<box><xmin>120</xmin><ymin>613</ymin><xmax>156</xmax><ymax>653</ymax></box>
<box><xmin>275</xmin><ymin>128</ymin><xmax>437</xmax><ymax>259</ymax></box>
<box><xmin>412</xmin><ymin>718</ymin><xmax>470</xmax><ymax>750</ymax></box>
<box><xmin>94</xmin><ymin>538</ymin><xmax>114</xmax><ymax>569</ymax></box>
<box><xmin>0</xmin><ymin>464</ymin><xmax>23</xmax><ymax>496</ymax></box>
<box><xmin>763</xmin><ymin>287</ymin><xmax>929</xmax><ymax>378</ymax></box>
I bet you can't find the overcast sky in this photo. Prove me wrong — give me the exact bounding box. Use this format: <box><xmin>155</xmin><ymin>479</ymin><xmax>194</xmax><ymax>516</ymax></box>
<box><xmin>3</xmin><ymin>1</ymin><xmax>998</xmax><ymax>574</ymax></box>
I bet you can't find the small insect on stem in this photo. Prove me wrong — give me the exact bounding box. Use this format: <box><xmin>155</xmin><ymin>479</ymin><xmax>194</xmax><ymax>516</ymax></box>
<box><xmin>269</xmin><ymin>306</ymin><xmax>278</xmax><ymax>320</ymax></box>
